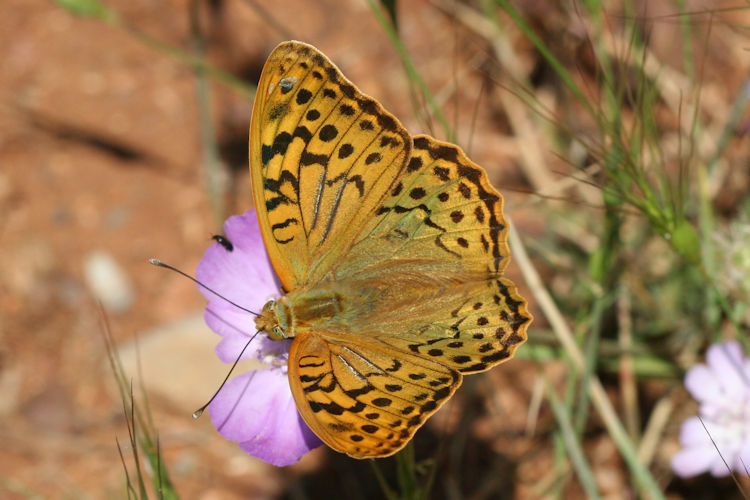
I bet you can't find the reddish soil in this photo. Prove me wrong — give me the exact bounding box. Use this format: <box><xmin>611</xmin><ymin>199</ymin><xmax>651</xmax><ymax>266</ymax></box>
<box><xmin>2</xmin><ymin>1</ymin><xmax>748</xmax><ymax>499</ymax></box>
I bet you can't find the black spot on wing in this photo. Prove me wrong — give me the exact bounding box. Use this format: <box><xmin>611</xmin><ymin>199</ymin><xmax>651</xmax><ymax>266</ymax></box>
<box><xmin>372</xmin><ymin>397</ymin><xmax>392</xmax><ymax>407</ymax></box>
<box><xmin>296</xmin><ymin>88</ymin><xmax>312</xmax><ymax>104</ymax></box>
<box><xmin>319</xmin><ymin>124</ymin><xmax>339</xmax><ymax>142</ymax></box>
<box><xmin>407</xmin><ymin>156</ymin><xmax>422</xmax><ymax>172</ymax></box>
<box><xmin>300</xmin><ymin>152</ymin><xmax>329</xmax><ymax>167</ymax></box>
<box><xmin>271</xmin><ymin>218</ymin><xmax>298</xmax><ymax>244</ymax></box>
<box><xmin>365</xmin><ymin>152</ymin><xmax>382</xmax><ymax>165</ymax></box>
<box><xmin>338</xmin><ymin>143</ymin><xmax>354</xmax><ymax>159</ymax></box>
<box><xmin>267</xmin><ymin>132</ymin><xmax>293</xmax><ymax>163</ymax></box>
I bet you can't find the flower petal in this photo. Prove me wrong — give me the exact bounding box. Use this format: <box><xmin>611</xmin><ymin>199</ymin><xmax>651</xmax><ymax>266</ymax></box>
<box><xmin>706</xmin><ymin>341</ymin><xmax>750</xmax><ymax>399</ymax></box>
<box><xmin>673</xmin><ymin>416</ymin><xmax>743</xmax><ymax>477</ymax></box>
<box><xmin>675</xmin><ymin>341</ymin><xmax>750</xmax><ymax>478</ymax></box>
<box><xmin>196</xmin><ymin>211</ymin><xmax>279</xmax><ymax>308</ymax></box>
<box><xmin>733</xmin><ymin>441</ymin><xmax>750</xmax><ymax>476</ymax></box>
<box><xmin>677</xmin><ymin>416</ymin><xmax>712</xmax><ymax>447</ymax></box>
<box><xmin>708</xmin><ymin>455</ymin><xmax>734</xmax><ymax>477</ymax></box>
<box><xmin>684</xmin><ymin>364</ymin><xmax>721</xmax><ymax>404</ymax></box>
<box><xmin>671</xmin><ymin>443</ymin><xmax>718</xmax><ymax>478</ymax></box>
<box><xmin>196</xmin><ymin>210</ymin><xmax>281</xmax><ymax>362</ymax></box>
<box><xmin>208</xmin><ymin>369</ymin><xmax>322</xmax><ymax>467</ymax></box>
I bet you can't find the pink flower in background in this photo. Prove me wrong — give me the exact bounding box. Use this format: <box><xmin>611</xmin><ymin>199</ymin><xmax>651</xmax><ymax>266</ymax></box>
<box><xmin>671</xmin><ymin>341</ymin><xmax>750</xmax><ymax>478</ymax></box>
<box><xmin>195</xmin><ymin>210</ymin><xmax>322</xmax><ymax>467</ymax></box>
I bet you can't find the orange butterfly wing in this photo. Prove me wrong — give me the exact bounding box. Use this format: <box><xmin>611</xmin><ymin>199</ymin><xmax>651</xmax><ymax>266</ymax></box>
<box><xmin>249</xmin><ymin>42</ymin><xmax>532</xmax><ymax>458</ymax></box>
<box><xmin>249</xmin><ymin>41</ymin><xmax>411</xmax><ymax>290</ymax></box>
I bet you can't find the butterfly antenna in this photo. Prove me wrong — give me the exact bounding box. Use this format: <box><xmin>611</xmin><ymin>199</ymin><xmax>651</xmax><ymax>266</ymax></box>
<box><xmin>192</xmin><ymin>331</ymin><xmax>261</xmax><ymax>418</ymax></box>
<box><xmin>148</xmin><ymin>258</ymin><xmax>260</xmax><ymax>316</ymax></box>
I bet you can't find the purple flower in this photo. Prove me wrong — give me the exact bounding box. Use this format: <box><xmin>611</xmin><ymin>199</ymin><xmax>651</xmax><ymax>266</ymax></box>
<box><xmin>195</xmin><ymin>210</ymin><xmax>322</xmax><ymax>466</ymax></box>
<box><xmin>671</xmin><ymin>341</ymin><xmax>750</xmax><ymax>478</ymax></box>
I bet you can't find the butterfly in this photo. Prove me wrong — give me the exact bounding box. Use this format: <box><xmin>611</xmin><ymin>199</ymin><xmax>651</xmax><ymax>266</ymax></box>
<box><xmin>250</xmin><ymin>41</ymin><xmax>532</xmax><ymax>458</ymax></box>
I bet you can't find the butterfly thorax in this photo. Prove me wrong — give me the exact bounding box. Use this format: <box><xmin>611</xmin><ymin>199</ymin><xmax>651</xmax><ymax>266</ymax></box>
<box><xmin>255</xmin><ymin>287</ymin><xmax>349</xmax><ymax>341</ymax></box>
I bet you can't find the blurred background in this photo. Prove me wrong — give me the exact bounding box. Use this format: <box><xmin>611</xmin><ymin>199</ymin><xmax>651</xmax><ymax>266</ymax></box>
<box><xmin>1</xmin><ymin>0</ymin><xmax>749</xmax><ymax>498</ymax></box>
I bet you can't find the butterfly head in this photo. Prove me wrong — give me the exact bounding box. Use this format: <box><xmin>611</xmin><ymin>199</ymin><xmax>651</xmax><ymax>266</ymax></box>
<box><xmin>255</xmin><ymin>299</ymin><xmax>290</xmax><ymax>341</ymax></box>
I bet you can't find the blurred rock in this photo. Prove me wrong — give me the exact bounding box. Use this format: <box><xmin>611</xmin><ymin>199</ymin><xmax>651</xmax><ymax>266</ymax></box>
<box><xmin>1</xmin><ymin>238</ymin><xmax>55</xmax><ymax>298</ymax></box>
<box><xmin>0</xmin><ymin>367</ymin><xmax>22</xmax><ymax>416</ymax></box>
<box><xmin>0</xmin><ymin>172</ymin><xmax>9</xmax><ymax>202</ymax></box>
<box><xmin>21</xmin><ymin>384</ymin><xmax>75</xmax><ymax>433</ymax></box>
<box><xmin>83</xmin><ymin>250</ymin><xmax>134</xmax><ymax>312</ymax></box>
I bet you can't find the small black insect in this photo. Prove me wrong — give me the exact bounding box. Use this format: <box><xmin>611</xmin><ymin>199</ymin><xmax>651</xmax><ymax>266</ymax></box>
<box><xmin>212</xmin><ymin>235</ymin><xmax>233</xmax><ymax>251</ymax></box>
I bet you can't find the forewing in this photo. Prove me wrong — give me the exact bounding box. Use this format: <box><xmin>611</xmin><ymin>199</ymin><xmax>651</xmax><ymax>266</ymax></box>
<box><xmin>288</xmin><ymin>331</ymin><xmax>461</xmax><ymax>458</ymax></box>
<box><xmin>250</xmin><ymin>41</ymin><xmax>411</xmax><ymax>290</ymax></box>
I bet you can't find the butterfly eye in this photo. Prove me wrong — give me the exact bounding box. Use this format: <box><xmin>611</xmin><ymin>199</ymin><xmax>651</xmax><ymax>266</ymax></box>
<box><xmin>262</xmin><ymin>300</ymin><xmax>274</xmax><ymax>313</ymax></box>
<box><xmin>269</xmin><ymin>325</ymin><xmax>286</xmax><ymax>340</ymax></box>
